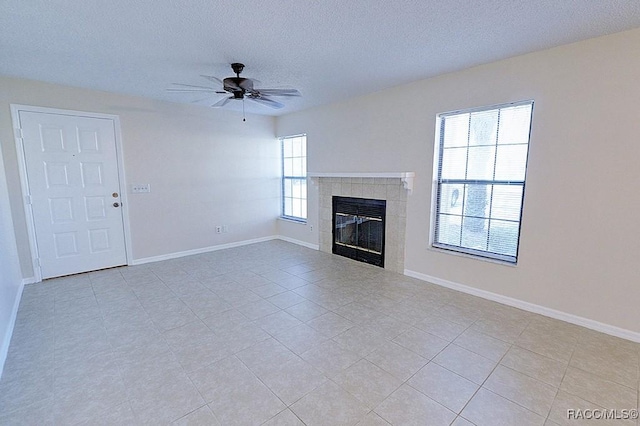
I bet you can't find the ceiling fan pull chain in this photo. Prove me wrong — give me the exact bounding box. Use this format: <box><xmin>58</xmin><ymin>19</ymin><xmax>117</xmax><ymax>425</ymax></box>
<box><xmin>242</xmin><ymin>99</ymin><xmax>246</xmax><ymax>122</ymax></box>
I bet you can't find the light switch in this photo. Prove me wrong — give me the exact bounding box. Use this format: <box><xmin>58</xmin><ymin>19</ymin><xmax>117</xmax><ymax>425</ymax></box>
<box><xmin>131</xmin><ymin>184</ymin><xmax>151</xmax><ymax>193</ymax></box>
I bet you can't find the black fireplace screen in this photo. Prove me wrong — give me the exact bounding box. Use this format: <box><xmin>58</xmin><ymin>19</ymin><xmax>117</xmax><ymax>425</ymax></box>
<box><xmin>332</xmin><ymin>196</ymin><xmax>386</xmax><ymax>267</ymax></box>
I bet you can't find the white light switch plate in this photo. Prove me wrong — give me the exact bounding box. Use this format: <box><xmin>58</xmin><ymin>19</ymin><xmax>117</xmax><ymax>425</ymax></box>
<box><xmin>131</xmin><ymin>184</ymin><xmax>151</xmax><ymax>193</ymax></box>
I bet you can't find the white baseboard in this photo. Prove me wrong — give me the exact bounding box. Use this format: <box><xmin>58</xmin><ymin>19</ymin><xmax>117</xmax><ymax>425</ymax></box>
<box><xmin>404</xmin><ymin>269</ymin><xmax>640</xmax><ymax>343</ymax></box>
<box><xmin>131</xmin><ymin>236</ymin><xmax>279</xmax><ymax>265</ymax></box>
<box><xmin>0</xmin><ymin>281</ymin><xmax>25</xmax><ymax>379</ymax></box>
<box><xmin>21</xmin><ymin>276</ymin><xmax>37</xmax><ymax>285</ymax></box>
<box><xmin>276</xmin><ymin>236</ymin><xmax>319</xmax><ymax>250</ymax></box>
<box><xmin>131</xmin><ymin>235</ymin><xmax>320</xmax><ymax>266</ymax></box>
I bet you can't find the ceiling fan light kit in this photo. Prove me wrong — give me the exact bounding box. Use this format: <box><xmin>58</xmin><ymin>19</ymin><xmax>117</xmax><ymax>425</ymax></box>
<box><xmin>168</xmin><ymin>62</ymin><xmax>301</xmax><ymax>117</ymax></box>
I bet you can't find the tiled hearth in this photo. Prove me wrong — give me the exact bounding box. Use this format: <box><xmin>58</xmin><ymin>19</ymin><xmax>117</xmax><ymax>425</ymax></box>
<box><xmin>312</xmin><ymin>175</ymin><xmax>411</xmax><ymax>273</ymax></box>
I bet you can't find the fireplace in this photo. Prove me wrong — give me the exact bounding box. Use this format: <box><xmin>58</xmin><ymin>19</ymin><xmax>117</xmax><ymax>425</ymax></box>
<box><xmin>332</xmin><ymin>196</ymin><xmax>386</xmax><ymax>267</ymax></box>
<box><xmin>311</xmin><ymin>173</ymin><xmax>413</xmax><ymax>273</ymax></box>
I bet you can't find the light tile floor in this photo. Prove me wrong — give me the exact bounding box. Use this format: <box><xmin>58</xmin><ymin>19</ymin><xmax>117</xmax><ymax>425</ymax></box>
<box><xmin>1</xmin><ymin>240</ymin><xmax>639</xmax><ymax>425</ymax></box>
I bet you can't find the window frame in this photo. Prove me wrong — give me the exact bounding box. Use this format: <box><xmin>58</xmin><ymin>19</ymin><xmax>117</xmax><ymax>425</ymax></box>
<box><xmin>280</xmin><ymin>134</ymin><xmax>307</xmax><ymax>222</ymax></box>
<box><xmin>430</xmin><ymin>100</ymin><xmax>534</xmax><ymax>264</ymax></box>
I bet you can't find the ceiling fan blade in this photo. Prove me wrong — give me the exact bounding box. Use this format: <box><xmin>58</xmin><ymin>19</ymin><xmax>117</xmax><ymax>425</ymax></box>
<box><xmin>239</xmin><ymin>78</ymin><xmax>254</xmax><ymax>91</ymax></box>
<box><xmin>200</xmin><ymin>75</ymin><xmax>224</xmax><ymax>85</ymax></box>
<box><xmin>248</xmin><ymin>96</ymin><xmax>284</xmax><ymax>109</ymax></box>
<box><xmin>211</xmin><ymin>96</ymin><xmax>233</xmax><ymax>108</ymax></box>
<box><xmin>191</xmin><ymin>96</ymin><xmax>212</xmax><ymax>103</ymax></box>
<box><xmin>224</xmin><ymin>78</ymin><xmax>241</xmax><ymax>91</ymax></box>
<box><xmin>256</xmin><ymin>89</ymin><xmax>301</xmax><ymax>97</ymax></box>
<box><xmin>166</xmin><ymin>88</ymin><xmax>223</xmax><ymax>93</ymax></box>
<box><xmin>170</xmin><ymin>83</ymin><xmax>218</xmax><ymax>90</ymax></box>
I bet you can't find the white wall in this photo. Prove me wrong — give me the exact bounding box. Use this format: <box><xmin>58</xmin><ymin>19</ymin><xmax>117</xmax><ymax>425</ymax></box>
<box><xmin>0</xmin><ymin>142</ymin><xmax>23</xmax><ymax>377</ymax></box>
<box><xmin>277</xmin><ymin>28</ymin><xmax>640</xmax><ymax>335</ymax></box>
<box><xmin>0</xmin><ymin>76</ymin><xmax>279</xmax><ymax>277</ymax></box>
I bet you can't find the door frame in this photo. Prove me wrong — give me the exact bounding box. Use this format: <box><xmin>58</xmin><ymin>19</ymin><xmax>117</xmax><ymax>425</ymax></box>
<box><xmin>10</xmin><ymin>104</ymin><xmax>133</xmax><ymax>282</ymax></box>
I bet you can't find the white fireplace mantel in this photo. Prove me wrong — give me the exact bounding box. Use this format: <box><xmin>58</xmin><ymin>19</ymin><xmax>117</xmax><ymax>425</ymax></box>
<box><xmin>308</xmin><ymin>172</ymin><xmax>415</xmax><ymax>192</ymax></box>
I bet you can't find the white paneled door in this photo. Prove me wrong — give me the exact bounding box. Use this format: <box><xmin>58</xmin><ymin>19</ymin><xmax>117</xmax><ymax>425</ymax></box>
<box><xmin>18</xmin><ymin>110</ymin><xmax>127</xmax><ymax>279</ymax></box>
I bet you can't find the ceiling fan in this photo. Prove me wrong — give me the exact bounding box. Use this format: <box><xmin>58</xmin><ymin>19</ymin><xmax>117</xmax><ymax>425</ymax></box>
<box><xmin>167</xmin><ymin>63</ymin><xmax>301</xmax><ymax>110</ymax></box>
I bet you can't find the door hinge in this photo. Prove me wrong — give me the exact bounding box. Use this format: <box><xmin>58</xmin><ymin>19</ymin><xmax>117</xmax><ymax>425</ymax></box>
<box><xmin>25</xmin><ymin>194</ymin><xmax>32</xmax><ymax>205</ymax></box>
<box><xmin>15</xmin><ymin>128</ymin><xmax>23</xmax><ymax>139</ymax></box>
<box><xmin>34</xmin><ymin>258</ymin><xmax>40</xmax><ymax>267</ymax></box>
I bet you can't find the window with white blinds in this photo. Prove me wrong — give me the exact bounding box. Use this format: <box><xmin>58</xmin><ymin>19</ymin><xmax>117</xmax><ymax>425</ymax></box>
<box><xmin>281</xmin><ymin>134</ymin><xmax>307</xmax><ymax>221</ymax></box>
<box><xmin>433</xmin><ymin>101</ymin><xmax>533</xmax><ymax>263</ymax></box>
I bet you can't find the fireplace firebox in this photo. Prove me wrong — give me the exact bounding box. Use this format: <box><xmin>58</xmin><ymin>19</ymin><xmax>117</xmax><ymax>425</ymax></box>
<box><xmin>332</xmin><ymin>196</ymin><xmax>386</xmax><ymax>267</ymax></box>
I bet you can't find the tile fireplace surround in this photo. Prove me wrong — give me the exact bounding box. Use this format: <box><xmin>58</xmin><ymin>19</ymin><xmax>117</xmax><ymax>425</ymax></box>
<box><xmin>310</xmin><ymin>173</ymin><xmax>414</xmax><ymax>274</ymax></box>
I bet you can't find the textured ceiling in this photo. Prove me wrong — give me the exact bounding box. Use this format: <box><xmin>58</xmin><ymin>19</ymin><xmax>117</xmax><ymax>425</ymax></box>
<box><xmin>2</xmin><ymin>1</ymin><xmax>640</xmax><ymax>116</ymax></box>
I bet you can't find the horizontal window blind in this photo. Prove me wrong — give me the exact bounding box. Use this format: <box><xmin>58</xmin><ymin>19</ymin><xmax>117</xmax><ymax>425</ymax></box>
<box><xmin>433</xmin><ymin>101</ymin><xmax>533</xmax><ymax>263</ymax></box>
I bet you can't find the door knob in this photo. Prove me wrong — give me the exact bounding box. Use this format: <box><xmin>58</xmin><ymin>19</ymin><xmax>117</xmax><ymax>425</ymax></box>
<box><xmin>113</xmin><ymin>202</ymin><xmax>120</xmax><ymax>207</ymax></box>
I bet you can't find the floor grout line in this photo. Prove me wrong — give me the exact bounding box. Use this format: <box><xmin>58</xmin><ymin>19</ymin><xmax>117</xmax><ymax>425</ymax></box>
<box><xmin>3</xmin><ymin>241</ymin><xmax>640</xmax><ymax>425</ymax></box>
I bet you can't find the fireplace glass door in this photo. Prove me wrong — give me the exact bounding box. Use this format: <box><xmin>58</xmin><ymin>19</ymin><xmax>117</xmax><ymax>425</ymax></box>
<box><xmin>332</xmin><ymin>197</ymin><xmax>386</xmax><ymax>267</ymax></box>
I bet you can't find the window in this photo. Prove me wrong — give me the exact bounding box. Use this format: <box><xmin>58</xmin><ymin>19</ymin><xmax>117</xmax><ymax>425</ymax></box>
<box><xmin>281</xmin><ymin>134</ymin><xmax>307</xmax><ymax>221</ymax></box>
<box><xmin>432</xmin><ymin>101</ymin><xmax>533</xmax><ymax>263</ymax></box>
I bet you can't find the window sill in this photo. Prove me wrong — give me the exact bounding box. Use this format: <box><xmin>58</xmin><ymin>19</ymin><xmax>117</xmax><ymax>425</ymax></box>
<box><xmin>278</xmin><ymin>217</ymin><xmax>307</xmax><ymax>225</ymax></box>
<box><xmin>428</xmin><ymin>245</ymin><xmax>518</xmax><ymax>267</ymax></box>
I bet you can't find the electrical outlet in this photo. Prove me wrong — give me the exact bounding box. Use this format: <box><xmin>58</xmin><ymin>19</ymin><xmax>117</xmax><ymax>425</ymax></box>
<box><xmin>131</xmin><ymin>184</ymin><xmax>151</xmax><ymax>193</ymax></box>
<box><xmin>310</xmin><ymin>225</ymin><xmax>313</xmax><ymax>231</ymax></box>
<box><xmin>215</xmin><ymin>225</ymin><xmax>222</xmax><ymax>234</ymax></box>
